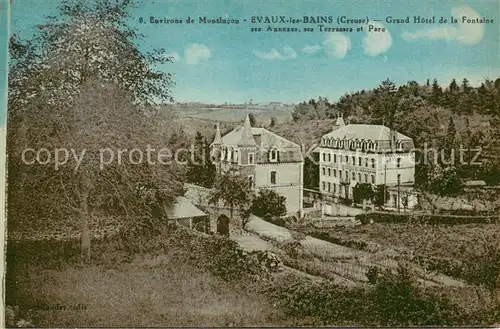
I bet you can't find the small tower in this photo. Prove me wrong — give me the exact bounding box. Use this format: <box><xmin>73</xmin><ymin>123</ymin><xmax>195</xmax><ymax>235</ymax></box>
<box><xmin>212</xmin><ymin>122</ymin><xmax>222</xmax><ymax>145</ymax></box>
<box><xmin>238</xmin><ymin>114</ymin><xmax>257</xmax><ymax>146</ymax></box>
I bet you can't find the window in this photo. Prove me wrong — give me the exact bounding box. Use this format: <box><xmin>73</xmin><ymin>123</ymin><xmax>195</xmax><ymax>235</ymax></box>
<box><xmin>248</xmin><ymin>153</ymin><xmax>254</xmax><ymax>164</ymax></box>
<box><xmin>397</xmin><ymin>157</ymin><xmax>401</xmax><ymax>168</ymax></box>
<box><xmin>358</xmin><ymin>157</ymin><xmax>362</xmax><ymax>166</ymax></box>
<box><xmin>333</xmin><ymin>154</ymin><xmax>337</xmax><ymax>163</ymax></box>
<box><xmin>270</xmin><ymin>149</ymin><xmax>278</xmax><ymax>161</ymax></box>
<box><xmin>322</xmin><ymin>167</ymin><xmax>326</xmax><ymax>175</ymax></box>
<box><xmin>346</xmin><ymin>170</ymin><xmax>349</xmax><ymax>179</ymax></box>
<box><xmin>339</xmin><ymin>170</ymin><xmax>342</xmax><ymax>179</ymax></box>
<box><xmin>328</xmin><ymin>153</ymin><xmax>331</xmax><ymax>162</ymax></box>
<box><xmin>233</xmin><ymin>150</ymin><xmax>239</xmax><ymax>163</ymax></box>
<box><xmin>352</xmin><ymin>156</ymin><xmax>356</xmax><ymax>165</ymax></box>
<box><xmin>364</xmin><ymin>174</ymin><xmax>368</xmax><ymax>183</ymax></box>
<box><xmin>328</xmin><ymin>168</ymin><xmax>331</xmax><ymax>176</ymax></box>
<box><xmin>333</xmin><ymin>184</ymin><xmax>336</xmax><ymax>193</ymax></box>
<box><xmin>333</xmin><ymin>169</ymin><xmax>337</xmax><ymax>177</ymax></box>
<box><xmin>248</xmin><ymin>175</ymin><xmax>254</xmax><ymax>189</ymax></box>
<box><xmin>322</xmin><ymin>181</ymin><xmax>326</xmax><ymax>190</ymax></box>
<box><xmin>358</xmin><ymin>173</ymin><xmax>361</xmax><ymax>181</ymax></box>
<box><xmin>352</xmin><ymin>172</ymin><xmax>356</xmax><ymax>180</ymax></box>
<box><xmin>328</xmin><ymin>182</ymin><xmax>331</xmax><ymax>192</ymax></box>
<box><xmin>345</xmin><ymin>155</ymin><xmax>349</xmax><ymax>163</ymax></box>
<box><xmin>371</xmin><ymin>175</ymin><xmax>375</xmax><ymax>184</ymax></box>
<box><xmin>365</xmin><ymin>158</ymin><xmax>368</xmax><ymax>167</ymax></box>
<box><xmin>371</xmin><ymin>158</ymin><xmax>375</xmax><ymax>168</ymax></box>
<box><xmin>322</xmin><ymin>153</ymin><xmax>326</xmax><ymax>162</ymax></box>
<box><xmin>397</xmin><ymin>174</ymin><xmax>401</xmax><ymax>184</ymax></box>
<box><xmin>270</xmin><ymin>171</ymin><xmax>277</xmax><ymax>185</ymax></box>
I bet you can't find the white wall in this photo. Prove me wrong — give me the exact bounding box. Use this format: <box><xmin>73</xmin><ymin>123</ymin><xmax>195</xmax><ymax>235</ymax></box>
<box><xmin>319</xmin><ymin>147</ymin><xmax>416</xmax><ymax>194</ymax></box>
<box><xmin>254</xmin><ymin>162</ymin><xmax>303</xmax><ymax>214</ymax></box>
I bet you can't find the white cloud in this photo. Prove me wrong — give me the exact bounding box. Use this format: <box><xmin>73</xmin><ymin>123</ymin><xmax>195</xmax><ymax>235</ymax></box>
<box><xmin>167</xmin><ymin>51</ymin><xmax>180</xmax><ymax>62</ymax></box>
<box><xmin>323</xmin><ymin>33</ymin><xmax>351</xmax><ymax>59</ymax></box>
<box><xmin>402</xmin><ymin>6</ymin><xmax>484</xmax><ymax>45</ymax></box>
<box><xmin>185</xmin><ymin>43</ymin><xmax>211</xmax><ymax>65</ymax></box>
<box><xmin>253</xmin><ymin>46</ymin><xmax>297</xmax><ymax>60</ymax></box>
<box><xmin>301</xmin><ymin>45</ymin><xmax>321</xmax><ymax>54</ymax></box>
<box><xmin>363</xmin><ymin>22</ymin><xmax>392</xmax><ymax>56</ymax></box>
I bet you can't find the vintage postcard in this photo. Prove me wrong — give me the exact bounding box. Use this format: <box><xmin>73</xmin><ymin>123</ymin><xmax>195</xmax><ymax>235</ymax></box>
<box><xmin>2</xmin><ymin>0</ymin><xmax>500</xmax><ymax>327</ymax></box>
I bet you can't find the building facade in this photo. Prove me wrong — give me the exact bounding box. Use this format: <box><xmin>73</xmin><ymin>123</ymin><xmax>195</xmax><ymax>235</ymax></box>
<box><xmin>210</xmin><ymin>115</ymin><xmax>304</xmax><ymax>216</ymax></box>
<box><xmin>318</xmin><ymin>117</ymin><xmax>417</xmax><ymax>211</ymax></box>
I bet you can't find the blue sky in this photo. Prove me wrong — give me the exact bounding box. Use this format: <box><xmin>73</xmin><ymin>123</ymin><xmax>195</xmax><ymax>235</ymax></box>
<box><xmin>1</xmin><ymin>0</ymin><xmax>499</xmax><ymax>113</ymax></box>
<box><xmin>0</xmin><ymin>0</ymin><xmax>8</xmax><ymax>126</ymax></box>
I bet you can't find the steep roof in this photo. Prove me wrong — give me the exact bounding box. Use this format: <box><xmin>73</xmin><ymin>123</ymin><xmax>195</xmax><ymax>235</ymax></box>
<box><xmin>322</xmin><ymin>124</ymin><xmax>412</xmax><ymax>141</ymax></box>
<box><xmin>164</xmin><ymin>196</ymin><xmax>207</xmax><ymax>219</ymax></box>
<box><xmin>221</xmin><ymin>127</ymin><xmax>300</xmax><ymax>148</ymax></box>
<box><xmin>237</xmin><ymin>114</ymin><xmax>257</xmax><ymax>146</ymax></box>
<box><xmin>212</xmin><ymin>122</ymin><xmax>222</xmax><ymax>145</ymax></box>
<box><xmin>217</xmin><ymin>122</ymin><xmax>303</xmax><ymax>162</ymax></box>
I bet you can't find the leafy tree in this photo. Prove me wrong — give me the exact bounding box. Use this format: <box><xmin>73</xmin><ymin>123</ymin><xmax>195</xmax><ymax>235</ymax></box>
<box><xmin>449</xmin><ymin>79</ymin><xmax>459</xmax><ymax>93</ymax></box>
<box><xmin>209</xmin><ymin>169</ymin><xmax>252</xmax><ymax>227</ymax></box>
<box><xmin>186</xmin><ymin>131</ymin><xmax>216</xmax><ymax>188</ymax></box>
<box><xmin>431</xmin><ymin>79</ymin><xmax>443</xmax><ymax>104</ymax></box>
<box><xmin>250</xmin><ymin>188</ymin><xmax>287</xmax><ymax>218</ymax></box>
<box><xmin>7</xmin><ymin>0</ymin><xmax>181</xmax><ymax>261</ymax></box>
<box><xmin>352</xmin><ymin>183</ymin><xmax>375</xmax><ymax>204</ymax></box>
<box><xmin>270</xmin><ymin>116</ymin><xmax>277</xmax><ymax>127</ymax></box>
<box><xmin>462</xmin><ymin>78</ymin><xmax>470</xmax><ymax>93</ymax></box>
<box><xmin>428</xmin><ymin>165</ymin><xmax>462</xmax><ymax>196</ymax></box>
<box><xmin>303</xmin><ymin>154</ymin><xmax>319</xmax><ymax>189</ymax></box>
<box><xmin>444</xmin><ymin>116</ymin><xmax>457</xmax><ymax>153</ymax></box>
<box><xmin>373</xmin><ymin>185</ymin><xmax>390</xmax><ymax>209</ymax></box>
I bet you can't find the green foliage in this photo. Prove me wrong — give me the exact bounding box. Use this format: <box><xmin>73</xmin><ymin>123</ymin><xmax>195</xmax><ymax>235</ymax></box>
<box><xmin>251</xmin><ymin>188</ymin><xmax>287</xmax><ymax>218</ymax></box>
<box><xmin>270</xmin><ymin>116</ymin><xmax>277</xmax><ymax>127</ymax></box>
<box><xmin>352</xmin><ymin>183</ymin><xmax>375</xmax><ymax>203</ymax></box>
<box><xmin>261</xmin><ymin>214</ymin><xmax>287</xmax><ymax>227</ymax></box>
<box><xmin>291</xmin><ymin>77</ymin><xmax>500</xmax><ymax>191</ymax></box>
<box><xmin>292</xmin><ymin>97</ymin><xmax>332</xmax><ymax>121</ymax></box>
<box><xmin>303</xmin><ymin>154</ymin><xmax>319</xmax><ymax>190</ymax></box>
<box><xmin>209</xmin><ymin>169</ymin><xmax>252</xmax><ymax>224</ymax></box>
<box><xmin>373</xmin><ymin>185</ymin><xmax>389</xmax><ymax>208</ymax></box>
<box><xmin>271</xmin><ymin>264</ymin><xmax>466</xmax><ymax>326</ymax></box>
<box><xmin>428</xmin><ymin>165</ymin><xmax>463</xmax><ymax>196</ymax></box>
<box><xmin>186</xmin><ymin>131</ymin><xmax>216</xmax><ymax>188</ymax></box>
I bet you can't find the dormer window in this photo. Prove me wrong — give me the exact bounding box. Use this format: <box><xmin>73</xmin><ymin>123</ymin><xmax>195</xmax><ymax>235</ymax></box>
<box><xmin>270</xmin><ymin>148</ymin><xmax>279</xmax><ymax>162</ymax></box>
<box><xmin>232</xmin><ymin>149</ymin><xmax>239</xmax><ymax>163</ymax></box>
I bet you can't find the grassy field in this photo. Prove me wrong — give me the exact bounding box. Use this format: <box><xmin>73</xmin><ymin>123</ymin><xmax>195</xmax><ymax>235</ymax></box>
<box><xmin>300</xmin><ymin>222</ymin><xmax>500</xmax><ymax>260</ymax></box>
<box><xmin>9</xmin><ymin>250</ymin><xmax>284</xmax><ymax>327</ymax></box>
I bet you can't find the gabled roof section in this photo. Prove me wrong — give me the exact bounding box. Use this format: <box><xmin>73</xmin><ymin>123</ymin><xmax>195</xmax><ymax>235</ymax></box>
<box><xmin>217</xmin><ymin>118</ymin><xmax>303</xmax><ymax>162</ymax></box>
<box><xmin>164</xmin><ymin>196</ymin><xmax>207</xmax><ymax>220</ymax></box>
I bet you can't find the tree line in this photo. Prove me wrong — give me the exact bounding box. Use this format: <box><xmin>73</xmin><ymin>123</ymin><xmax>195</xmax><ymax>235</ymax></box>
<box><xmin>294</xmin><ymin>78</ymin><xmax>500</xmax><ymax>194</ymax></box>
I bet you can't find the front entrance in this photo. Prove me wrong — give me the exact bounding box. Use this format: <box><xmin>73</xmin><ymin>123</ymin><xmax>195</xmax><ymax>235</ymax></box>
<box><xmin>217</xmin><ymin>214</ymin><xmax>230</xmax><ymax>236</ymax></box>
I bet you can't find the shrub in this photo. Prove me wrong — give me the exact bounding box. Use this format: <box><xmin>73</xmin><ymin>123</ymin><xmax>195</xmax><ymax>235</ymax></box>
<box><xmin>251</xmin><ymin>189</ymin><xmax>287</xmax><ymax>218</ymax></box>
<box><xmin>304</xmin><ymin>230</ymin><xmax>368</xmax><ymax>251</ymax></box>
<box><xmin>262</xmin><ymin>214</ymin><xmax>287</xmax><ymax>227</ymax></box>
<box><xmin>271</xmin><ymin>264</ymin><xmax>467</xmax><ymax>326</ymax></box>
<box><xmin>356</xmin><ymin>212</ymin><xmax>499</xmax><ymax>225</ymax></box>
